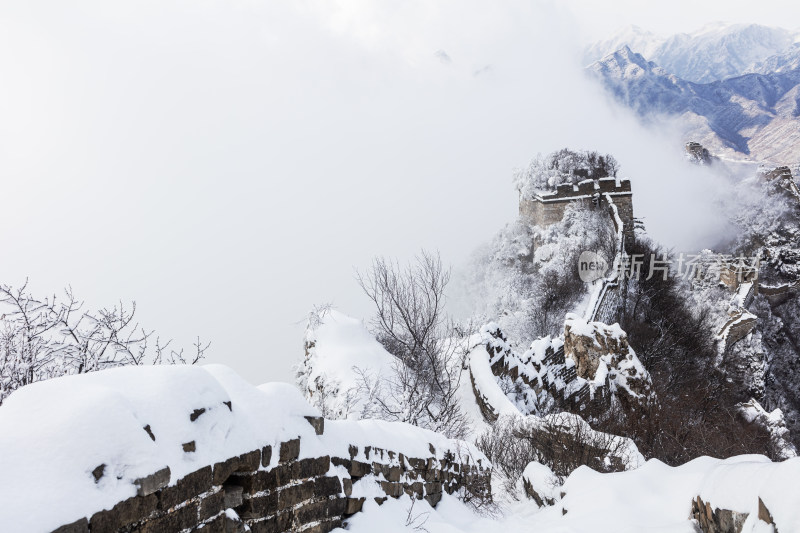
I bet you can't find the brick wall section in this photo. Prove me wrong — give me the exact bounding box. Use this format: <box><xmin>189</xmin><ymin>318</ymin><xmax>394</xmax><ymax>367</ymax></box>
<box><xmin>479</xmin><ymin>329</ymin><xmax>613</xmax><ymax>420</ymax></box>
<box><xmin>718</xmin><ymin>313</ymin><xmax>758</xmax><ymax>352</ymax></box>
<box><xmin>519</xmin><ymin>178</ymin><xmax>634</xmax><ymax>245</ymax></box>
<box><xmin>50</xmin><ymin>417</ymin><xmax>491</xmax><ymax>533</ymax></box>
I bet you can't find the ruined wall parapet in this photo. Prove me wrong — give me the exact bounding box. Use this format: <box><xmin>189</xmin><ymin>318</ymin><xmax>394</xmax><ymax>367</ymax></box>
<box><xmin>50</xmin><ymin>415</ymin><xmax>491</xmax><ymax>533</ymax></box>
<box><xmin>519</xmin><ymin>177</ymin><xmax>634</xmax><ymax>245</ymax></box>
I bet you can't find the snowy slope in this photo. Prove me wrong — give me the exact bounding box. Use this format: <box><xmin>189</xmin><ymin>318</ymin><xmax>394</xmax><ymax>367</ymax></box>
<box><xmin>297</xmin><ymin>309</ymin><xmax>395</xmax><ymax>419</ymax></box>
<box><xmin>341</xmin><ymin>455</ymin><xmax>800</xmax><ymax>533</ymax></box>
<box><xmin>0</xmin><ymin>364</ymin><xmax>483</xmax><ymax>532</ymax></box>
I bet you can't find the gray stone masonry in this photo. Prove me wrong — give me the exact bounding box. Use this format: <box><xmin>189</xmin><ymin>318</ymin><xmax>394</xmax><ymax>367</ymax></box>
<box><xmin>50</xmin><ymin>411</ymin><xmax>491</xmax><ymax>533</ymax></box>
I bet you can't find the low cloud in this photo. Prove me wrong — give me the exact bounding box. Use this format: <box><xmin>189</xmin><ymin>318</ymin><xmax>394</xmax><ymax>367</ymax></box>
<box><xmin>0</xmin><ymin>0</ymin><xmax>752</xmax><ymax>383</ymax></box>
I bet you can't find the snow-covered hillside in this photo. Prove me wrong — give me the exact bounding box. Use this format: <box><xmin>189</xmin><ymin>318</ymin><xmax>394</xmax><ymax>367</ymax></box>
<box><xmin>344</xmin><ymin>455</ymin><xmax>800</xmax><ymax>533</ymax></box>
<box><xmin>0</xmin><ymin>364</ymin><xmax>486</xmax><ymax>532</ymax></box>
<box><xmin>585</xmin><ymin>24</ymin><xmax>800</xmax><ymax>163</ymax></box>
<box><xmin>587</xmin><ymin>46</ymin><xmax>800</xmax><ymax>163</ymax></box>
<box><xmin>297</xmin><ymin>308</ymin><xmax>800</xmax><ymax>532</ymax></box>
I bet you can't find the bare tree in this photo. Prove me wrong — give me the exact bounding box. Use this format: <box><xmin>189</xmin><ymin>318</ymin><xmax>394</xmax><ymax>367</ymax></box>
<box><xmin>0</xmin><ymin>280</ymin><xmax>209</xmax><ymax>404</ymax></box>
<box><xmin>356</xmin><ymin>251</ymin><xmax>468</xmax><ymax>438</ymax></box>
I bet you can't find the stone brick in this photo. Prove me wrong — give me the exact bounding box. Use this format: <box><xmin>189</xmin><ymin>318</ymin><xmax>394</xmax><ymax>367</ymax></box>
<box><xmin>424</xmin><ymin>491</ymin><xmax>442</xmax><ymax>507</ymax></box>
<box><xmin>425</xmin><ymin>482</ymin><xmax>443</xmax><ymax>494</ymax></box>
<box><xmin>304</xmin><ymin>416</ymin><xmax>325</xmax><ymax>435</ymax></box>
<box><xmin>302</xmin><ymin>518</ymin><xmax>343</xmax><ymax>533</ymax></box>
<box><xmin>51</xmin><ymin>517</ymin><xmax>89</xmax><ymax>533</ymax></box>
<box><xmin>348</xmin><ymin>445</ymin><xmax>358</xmax><ymax>459</ymax></box>
<box><xmin>213</xmin><ymin>456</ymin><xmax>240</xmax><ymax>485</ymax></box>
<box><xmin>331</xmin><ymin>457</ymin><xmax>352</xmax><ymax>471</ymax></box>
<box><xmin>183</xmin><ymin>441</ymin><xmax>197</xmax><ymax>453</ymax></box>
<box><xmin>384</xmin><ymin>465</ymin><xmax>402</xmax><ymax>482</ymax></box>
<box><xmin>160</xmin><ymin>466</ymin><xmax>213</xmax><ymax>510</ymax></box>
<box><xmin>135</xmin><ymin>466</ymin><xmax>171</xmax><ymax>497</ymax></box>
<box><xmin>234</xmin><ymin>467</ymin><xmax>283</xmax><ymax>494</ymax></box>
<box><xmin>327</xmin><ymin>496</ymin><xmax>347</xmax><ymax>517</ymax></box>
<box><xmin>277</xmin><ymin>479</ymin><xmax>315</xmax><ymax>509</ymax></box>
<box><xmin>92</xmin><ymin>464</ymin><xmax>105</xmax><ymax>483</ymax></box>
<box><xmin>90</xmin><ymin>494</ymin><xmax>158</xmax><ymax>533</ymax></box>
<box><xmin>247</xmin><ymin>517</ymin><xmax>277</xmax><ymax>533</ymax></box>
<box><xmin>240</xmin><ymin>492</ymin><xmax>278</xmax><ymax>518</ymax></box>
<box><xmin>349</xmin><ymin>460</ymin><xmax>372</xmax><ymax>478</ymax></box>
<box><xmin>293</xmin><ymin>499</ymin><xmax>328</xmax><ymax>525</ymax></box>
<box><xmin>224</xmin><ymin>484</ymin><xmax>244</xmax><ymax>509</ymax></box>
<box><xmin>237</xmin><ymin>449</ymin><xmax>262</xmax><ymax>472</ymax></box>
<box><xmin>261</xmin><ymin>445</ymin><xmax>273</xmax><ymax>468</ymax></box>
<box><xmin>279</xmin><ymin>438</ymin><xmax>301</xmax><ymax>463</ymax></box>
<box><xmin>345</xmin><ymin>497</ymin><xmax>365</xmax><ymax>515</ymax></box>
<box><xmin>199</xmin><ymin>490</ymin><xmax>226</xmax><ymax>522</ymax></box>
<box><xmin>193</xmin><ymin>514</ymin><xmax>226</xmax><ymax>533</ymax></box>
<box><xmin>314</xmin><ymin>476</ymin><xmax>342</xmax><ymax>499</ymax></box>
<box><xmin>271</xmin><ymin>510</ymin><xmax>293</xmax><ymax>532</ymax></box>
<box><xmin>342</xmin><ymin>478</ymin><xmax>353</xmax><ymax>497</ymax></box>
<box><xmin>404</xmin><ymin>481</ymin><xmax>423</xmax><ymax>498</ymax></box>
<box><xmin>407</xmin><ymin>457</ymin><xmax>427</xmax><ymax>470</ymax></box>
<box><xmin>292</xmin><ymin>456</ymin><xmax>331</xmax><ymax>480</ymax></box>
<box><xmin>138</xmin><ymin>502</ymin><xmax>198</xmax><ymax>533</ymax></box>
<box><xmin>380</xmin><ymin>481</ymin><xmax>404</xmax><ymax>498</ymax></box>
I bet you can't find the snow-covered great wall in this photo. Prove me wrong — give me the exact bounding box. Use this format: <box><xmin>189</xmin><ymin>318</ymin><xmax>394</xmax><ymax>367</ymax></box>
<box><xmin>0</xmin><ymin>365</ymin><xmax>489</xmax><ymax>533</ymax></box>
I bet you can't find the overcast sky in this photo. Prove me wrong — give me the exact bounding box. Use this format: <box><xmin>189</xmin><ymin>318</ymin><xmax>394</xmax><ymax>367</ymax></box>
<box><xmin>2</xmin><ymin>1</ymin><xmax>799</xmax><ymax>385</ymax></box>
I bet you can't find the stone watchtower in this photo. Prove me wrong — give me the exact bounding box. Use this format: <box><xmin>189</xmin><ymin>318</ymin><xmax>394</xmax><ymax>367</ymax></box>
<box><xmin>519</xmin><ymin>177</ymin><xmax>635</xmax><ymax>244</ymax></box>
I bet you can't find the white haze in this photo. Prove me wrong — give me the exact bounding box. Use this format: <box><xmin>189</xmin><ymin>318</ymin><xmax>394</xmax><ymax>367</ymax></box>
<box><xmin>0</xmin><ymin>1</ymin><xmax>789</xmax><ymax>383</ymax></box>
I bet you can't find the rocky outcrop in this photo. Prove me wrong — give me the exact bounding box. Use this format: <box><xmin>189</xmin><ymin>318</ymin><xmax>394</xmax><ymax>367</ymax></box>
<box><xmin>479</xmin><ymin>317</ymin><xmax>653</xmax><ymax>421</ymax></box>
<box><xmin>562</xmin><ymin>315</ymin><xmax>653</xmax><ymax>410</ymax></box>
<box><xmin>691</xmin><ymin>495</ymin><xmax>777</xmax><ymax>533</ymax></box>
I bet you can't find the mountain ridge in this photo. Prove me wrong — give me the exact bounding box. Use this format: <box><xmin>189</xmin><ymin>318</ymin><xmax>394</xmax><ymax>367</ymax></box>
<box><xmin>587</xmin><ymin>43</ymin><xmax>800</xmax><ymax>163</ymax></box>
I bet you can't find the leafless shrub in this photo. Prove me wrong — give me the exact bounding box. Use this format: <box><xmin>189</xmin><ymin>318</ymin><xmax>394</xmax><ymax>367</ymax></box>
<box><xmin>356</xmin><ymin>251</ymin><xmax>469</xmax><ymax>438</ymax></box>
<box><xmin>404</xmin><ymin>498</ymin><xmax>430</xmax><ymax>532</ymax></box>
<box><xmin>477</xmin><ymin>414</ymin><xmax>631</xmax><ymax>497</ymax></box>
<box><xmin>0</xmin><ymin>280</ymin><xmax>208</xmax><ymax>404</ymax></box>
<box><xmin>448</xmin><ymin>443</ymin><xmax>497</xmax><ymax>516</ymax></box>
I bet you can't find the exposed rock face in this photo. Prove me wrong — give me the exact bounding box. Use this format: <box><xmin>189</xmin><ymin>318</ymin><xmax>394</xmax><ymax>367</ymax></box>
<box><xmin>691</xmin><ymin>496</ymin><xmax>749</xmax><ymax>533</ymax></box>
<box><xmin>691</xmin><ymin>495</ymin><xmax>777</xmax><ymax>533</ymax></box>
<box><xmin>563</xmin><ymin>314</ymin><xmax>653</xmax><ymax>405</ymax></box>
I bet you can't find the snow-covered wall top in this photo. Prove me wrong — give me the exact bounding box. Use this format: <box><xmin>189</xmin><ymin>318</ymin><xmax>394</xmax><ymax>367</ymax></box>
<box><xmin>0</xmin><ymin>364</ymin><xmax>486</xmax><ymax>532</ymax></box>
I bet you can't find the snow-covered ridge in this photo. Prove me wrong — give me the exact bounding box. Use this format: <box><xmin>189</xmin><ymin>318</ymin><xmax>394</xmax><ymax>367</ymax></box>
<box><xmin>586</xmin><ymin>23</ymin><xmax>800</xmax><ymax>83</ymax></box>
<box><xmin>587</xmin><ymin>45</ymin><xmax>800</xmax><ymax>163</ymax></box>
<box><xmin>0</xmin><ymin>364</ymin><xmax>486</xmax><ymax>532</ymax></box>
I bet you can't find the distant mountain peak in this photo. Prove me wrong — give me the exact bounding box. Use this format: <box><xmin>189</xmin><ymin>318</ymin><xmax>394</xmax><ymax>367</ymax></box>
<box><xmin>586</xmin><ymin>23</ymin><xmax>800</xmax><ymax>83</ymax></box>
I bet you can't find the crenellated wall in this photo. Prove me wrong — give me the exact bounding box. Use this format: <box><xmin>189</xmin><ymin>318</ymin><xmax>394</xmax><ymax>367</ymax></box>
<box><xmin>519</xmin><ymin>177</ymin><xmax>634</xmax><ymax>244</ymax></box>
